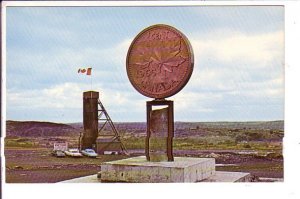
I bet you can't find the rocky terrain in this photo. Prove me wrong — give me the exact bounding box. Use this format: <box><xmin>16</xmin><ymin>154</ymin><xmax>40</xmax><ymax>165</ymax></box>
<box><xmin>6</xmin><ymin>120</ymin><xmax>77</xmax><ymax>137</ymax></box>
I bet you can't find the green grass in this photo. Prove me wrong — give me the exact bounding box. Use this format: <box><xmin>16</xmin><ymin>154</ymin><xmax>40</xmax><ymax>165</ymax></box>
<box><xmin>123</xmin><ymin>137</ymin><xmax>145</xmax><ymax>149</ymax></box>
<box><xmin>5</xmin><ymin>138</ymin><xmax>37</xmax><ymax>148</ymax></box>
<box><xmin>122</xmin><ymin>136</ymin><xmax>282</xmax><ymax>152</ymax></box>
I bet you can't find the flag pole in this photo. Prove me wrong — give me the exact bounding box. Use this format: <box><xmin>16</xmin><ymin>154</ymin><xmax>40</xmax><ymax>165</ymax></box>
<box><xmin>89</xmin><ymin>68</ymin><xmax>92</xmax><ymax>98</ymax></box>
<box><xmin>89</xmin><ymin>67</ymin><xmax>92</xmax><ymax>91</ymax></box>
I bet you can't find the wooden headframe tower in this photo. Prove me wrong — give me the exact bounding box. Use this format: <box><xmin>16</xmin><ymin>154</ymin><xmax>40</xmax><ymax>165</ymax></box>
<box><xmin>97</xmin><ymin>99</ymin><xmax>128</xmax><ymax>154</ymax></box>
<box><xmin>80</xmin><ymin>91</ymin><xmax>127</xmax><ymax>155</ymax></box>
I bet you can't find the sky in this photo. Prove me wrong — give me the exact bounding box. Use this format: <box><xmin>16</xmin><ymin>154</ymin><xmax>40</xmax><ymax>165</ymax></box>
<box><xmin>5</xmin><ymin>5</ymin><xmax>284</xmax><ymax>123</ymax></box>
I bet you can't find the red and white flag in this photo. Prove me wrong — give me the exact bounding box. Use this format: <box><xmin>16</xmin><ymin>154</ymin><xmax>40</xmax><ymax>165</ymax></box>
<box><xmin>78</xmin><ymin>67</ymin><xmax>92</xmax><ymax>75</ymax></box>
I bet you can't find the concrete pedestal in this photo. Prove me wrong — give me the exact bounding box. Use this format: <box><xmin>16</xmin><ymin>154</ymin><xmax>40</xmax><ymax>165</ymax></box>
<box><xmin>201</xmin><ymin>171</ymin><xmax>251</xmax><ymax>182</ymax></box>
<box><xmin>100</xmin><ymin>156</ymin><xmax>215</xmax><ymax>183</ymax></box>
<box><xmin>60</xmin><ymin>171</ymin><xmax>252</xmax><ymax>183</ymax></box>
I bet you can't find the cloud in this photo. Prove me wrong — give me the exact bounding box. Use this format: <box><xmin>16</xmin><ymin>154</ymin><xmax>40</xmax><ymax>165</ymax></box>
<box><xmin>187</xmin><ymin>29</ymin><xmax>284</xmax><ymax>94</ymax></box>
<box><xmin>6</xmin><ymin>81</ymin><xmax>147</xmax><ymax>122</ymax></box>
<box><xmin>191</xmin><ymin>30</ymin><xmax>284</xmax><ymax>66</ymax></box>
<box><xmin>7</xmin><ymin>83</ymin><xmax>82</xmax><ymax>109</ymax></box>
<box><xmin>171</xmin><ymin>91</ymin><xmax>222</xmax><ymax>112</ymax></box>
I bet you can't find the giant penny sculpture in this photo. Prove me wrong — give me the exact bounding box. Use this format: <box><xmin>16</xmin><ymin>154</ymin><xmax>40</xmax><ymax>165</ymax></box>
<box><xmin>126</xmin><ymin>24</ymin><xmax>194</xmax><ymax>99</ymax></box>
<box><xmin>126</xmin><ymin>24</ymin><xmax>194</xmax><ymax>161</ymax></box>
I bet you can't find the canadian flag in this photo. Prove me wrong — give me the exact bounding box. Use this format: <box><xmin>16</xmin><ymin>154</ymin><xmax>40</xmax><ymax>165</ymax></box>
<box><xmin>78</xmin><ymin>67</ymin><xmax>92</xmax><ymax>75</ymax></box>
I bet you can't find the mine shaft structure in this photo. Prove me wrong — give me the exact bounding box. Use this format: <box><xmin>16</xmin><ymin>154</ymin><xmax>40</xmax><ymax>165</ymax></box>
<box><xmin>80</xmin><ymin>91</ymin><xmax>127</xmax><ymax>154</ymax></box>
<box><xmin>97</xmin><ymin>99</ymin><xmax>127</xmax><ymax>154</ymax></box>
<box><xmin>81</xmin><ymin>91</ymin><xmax>99</xmax><ymax>150</ymax></box>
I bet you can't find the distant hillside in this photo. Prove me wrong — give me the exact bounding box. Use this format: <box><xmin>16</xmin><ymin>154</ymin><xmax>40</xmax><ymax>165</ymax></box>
<box><xmin>174</xmin><ymin>120</ymin><xmax>284</xmax><ymax>131</ymax></box>
<box><xmin>69</xmin><ymin>120</ymin><xmax>284</xmax><ymax>131</ymax></box>
<box><xmin>6</xmin><ymin>120</ymin><xmax>78</xmax><ymax>137</ymax></box>
<box><xmin>7</xmin><ymin>120</ymin><xmax>284</xmax><ymax>138</ymax></box>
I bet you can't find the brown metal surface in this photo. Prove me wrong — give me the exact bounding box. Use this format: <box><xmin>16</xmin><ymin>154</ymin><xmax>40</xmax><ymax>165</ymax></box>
<box><xmin>127</xmin><ymin>24</ymin><xmax>194</xmax><ymax>99</ymax></box>
<box><xmin>146</xmin><ymin>100</ymin><xmax>174</xmax><ymax>161</ymax></box>
<box><xmin>81</xmin><ymin>91</ymin><xmax>99</xmax><ymax>150</ymax></box>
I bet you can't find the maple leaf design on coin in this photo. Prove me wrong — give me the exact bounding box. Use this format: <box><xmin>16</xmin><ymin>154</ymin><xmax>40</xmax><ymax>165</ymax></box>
<box><xmin>126</xmin><ymin>24</ymin><xmax>194</xmax><ymax>99</ymax></box>
<box><xmin>135</xmin><ymin>39</ymin><xmax>186</xmax><ymax>85</ymax></box>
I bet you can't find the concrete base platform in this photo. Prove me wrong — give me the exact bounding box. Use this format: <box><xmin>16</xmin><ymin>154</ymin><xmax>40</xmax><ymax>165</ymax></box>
<box><xmin>59</xmin><ymin>171</ymin><xmax>252</xmax><ymax>183</ymax></box>
<box><xmin>201</xmin><ymin>171</ymin><xmax>251</xmax><ymax>182</ymax></box>
<box><xmin>61</xmin><ymin>174</ymin><xmax>100</xmax><ymax>183</ymax></box>
<box><xmin>100</xmin><ymin>156</ymin><xmax>215</xmax><ymax>183</ymax></box>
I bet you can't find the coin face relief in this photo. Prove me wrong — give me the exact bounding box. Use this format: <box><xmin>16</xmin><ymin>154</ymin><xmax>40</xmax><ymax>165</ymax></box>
<box><xmin>126</xmin><ymin>24</ymin><xmax>194</xmax><ymax>99</ymax></box>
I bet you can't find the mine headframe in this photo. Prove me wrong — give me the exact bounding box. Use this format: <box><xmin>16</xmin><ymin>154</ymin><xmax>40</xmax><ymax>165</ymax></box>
<box><xmin>97</xmin><ymin>99</ymin><xmax>128</xmax><ymax>155</ymax></box>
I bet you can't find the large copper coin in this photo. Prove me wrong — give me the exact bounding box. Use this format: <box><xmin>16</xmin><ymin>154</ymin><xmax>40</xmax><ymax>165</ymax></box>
<box><xmin>126</xmin><ymin>24</ymin><xmax>194</xmax><ymax>99</ymax></box>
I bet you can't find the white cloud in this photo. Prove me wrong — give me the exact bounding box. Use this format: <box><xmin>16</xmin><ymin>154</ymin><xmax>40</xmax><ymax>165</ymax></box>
<box><xmin>191</xmin><ymin>30</ymin><xmax>284</xmax><ymax>66</ymax></box>
<box><xmin>187</xmin><ymin>29</ymin><xmax>284</xmax><ymax>97</ymax></box>
<box><xmin>6</xmin><ymin>81</ymin><xmax>147</xmax><ymax>122</ymax></box>
<box><xmin>171</xmin><ymin>91</ymin><xmax>222</xmax><ymax>113</ymax></box>
<box><xmin>7</xmin><ymin>83</ymin><xmax>83</xmax><ymax>109</ymax></box>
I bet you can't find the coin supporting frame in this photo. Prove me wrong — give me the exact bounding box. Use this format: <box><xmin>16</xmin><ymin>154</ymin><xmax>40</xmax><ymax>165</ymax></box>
<box><xmin>146</xmin><ymin>100</ymin><xmax>174</xmax><ymax>161</ymax></box>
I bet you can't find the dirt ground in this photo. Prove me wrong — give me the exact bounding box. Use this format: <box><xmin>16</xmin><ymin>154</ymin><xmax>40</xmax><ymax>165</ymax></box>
<box><xmin>5</xmin><ymin>148</ymin><xmax>128</xmax><ymax>183</ymax></box>
<box><xmin>5</xmin><ymin>147</ymin><xmax>283</xmax><ymax>183</ymax></box>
